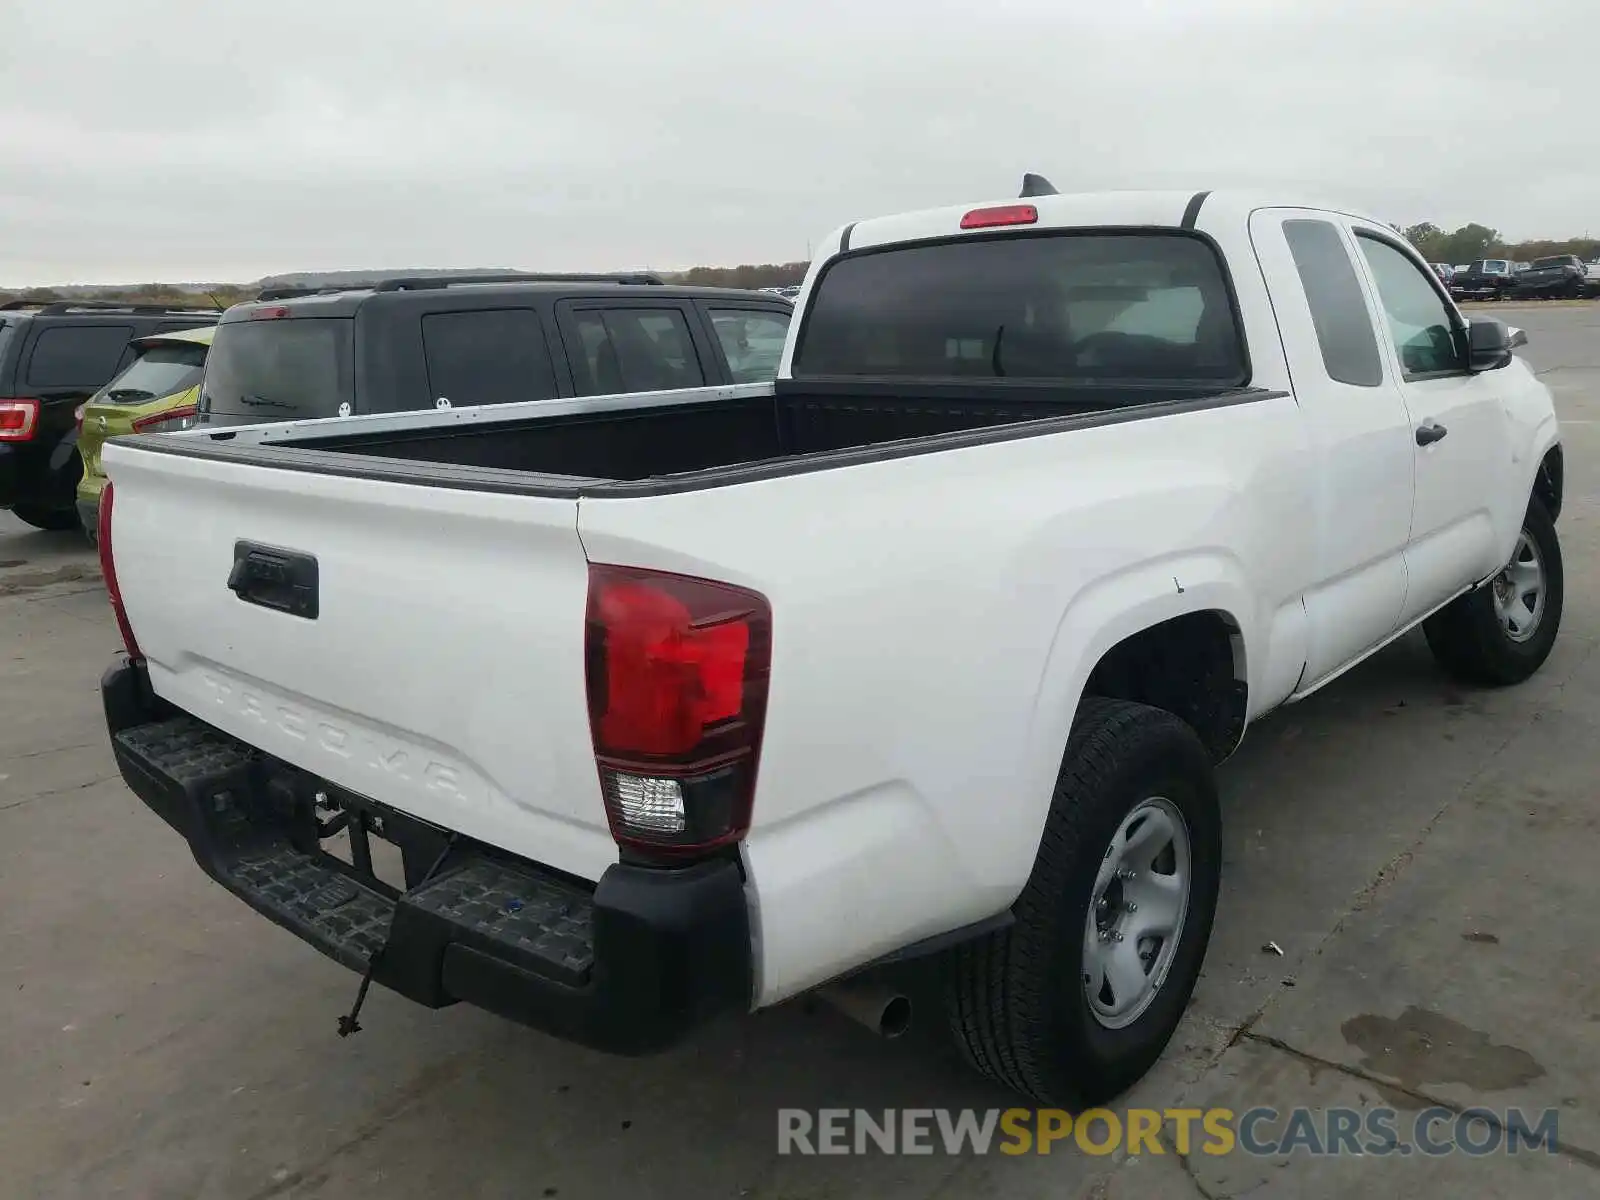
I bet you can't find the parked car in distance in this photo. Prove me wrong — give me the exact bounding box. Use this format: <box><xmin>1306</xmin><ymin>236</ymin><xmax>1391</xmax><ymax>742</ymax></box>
<box><xmin>0</xmin><ymin>301</ymin><xmax>219</xmax><ymax>530</ymax></box>
<box><xmin>1513</xmin><ymin>254</ymin><xmax>1590</xmax><ymax>299</ymax></box>
<box><xmin>1428</xmin><ymin>262</ymin><xmax>1454</xmax><ymax>282</ymax></box>
<box><xmin>1585</xmin><ymin>261</ymin><xmax>1600</xmax><ymax>298</ymax></box>
<box><xmin>197</xmin><ymin>273</ymin><xmax>794</xmax><ymax>429</ymax></box>
<box><xmin>1449</xmin><ymin>259</ymin><xmax>1518</xmax><ymax>301</ymax></box>
<box><xmin>98</xmin><ymin>187</ymin><xmax>1564</xmax><ymax>1107</ymax></box>
<box><xmin>75</xmin><ymin>325</ymin><xmax>215</xmax><ymax>542</ymax></box>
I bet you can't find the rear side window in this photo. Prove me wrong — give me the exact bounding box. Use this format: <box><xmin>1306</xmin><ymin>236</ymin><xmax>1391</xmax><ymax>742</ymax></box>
<box><xmin>422</xmin><ymin>309</ymin><xmax>557</xmax><ymax>407</ymax></box>
<box><xmin>201</xmin><ymin>318</ymin><xmax>352</xmax><ymax>421</ymax></box>
<box><xmin>707</xmin><ymin>308</ymin><xmax>791</xmax><ymax>383</ymax></box>
<box><xmin>794</xmin><ymin>233</ymin><xmax>1247</xmax><ymax>385</ymax></box>
<box><xmin>1282</xmin><ymin>219</ymin><xmax>1383</xmax><ymax>387</ymax></box>
<box><xmin>25</xmin><ymin>325</ymin><xmax>135</xmax><ymax>389</ymax></box>
<box><xmin>568</xmin><ymin>308</ymin><xmax>706</xmax><ymax>396</ymax></box>
<box><xmin>98</xmin><ymin>342</ymin><xmax>208</xmax><ymax>404</ymax></box>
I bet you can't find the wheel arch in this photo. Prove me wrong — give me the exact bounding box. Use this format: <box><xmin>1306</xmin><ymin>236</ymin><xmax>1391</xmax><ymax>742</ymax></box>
<box><xmin>1027</xmin><ymin>557</ymin><xmax>1257</xmax><ymax>795</ymax></box>
<box><xmin>1535</xmin><ymin>442</ymin><xmax>1563</xmax><ymax>523</ymax></box>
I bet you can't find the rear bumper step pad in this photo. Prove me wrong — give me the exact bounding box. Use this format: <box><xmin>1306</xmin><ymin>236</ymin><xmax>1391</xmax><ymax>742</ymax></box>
<box><xmin>103</xmin><ymin>658</ymin><xmax>751</xmax><ymax>1055</ymax></box>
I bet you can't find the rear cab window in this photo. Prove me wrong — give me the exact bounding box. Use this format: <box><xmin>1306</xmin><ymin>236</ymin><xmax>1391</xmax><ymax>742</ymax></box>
<box><xmin>422</xmin><ymin>308</ymin><xmax>558</xmax><ymax>408</ymax></box>
<box><xmin>200</xmin><ymin>317</ymin><xmax>353</xmax><ymax>423</ymax></box>
<box><xmin>564</xmin><ymin>307</ymin><xmax>706</xmax><ymax>396</ymax></box>
<box><xmin>25</xmin><ymin>325</ymin><xmax>136</xmax><ymax>390</ymax></box>
<box><xmin>706</xmin><ymin>307</ymin><xmax>791</xmax><ymax>383</ymax></box>
<box><xmin>794</xmin><ymin>232</ymin><xmax>1247</xmax><ymax>386</ymax></box>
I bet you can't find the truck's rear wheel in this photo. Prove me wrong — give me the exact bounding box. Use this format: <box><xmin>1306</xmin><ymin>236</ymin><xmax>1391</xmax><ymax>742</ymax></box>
<box><xmin>1424</xmin><ymin>498</ymin><xmax>1562</xmax><ymax>686</ymax></box>
<box><xmin>945</xmin><ymin>698</ymin><xmax>1222</xmax><ymax>1106</ymax></box>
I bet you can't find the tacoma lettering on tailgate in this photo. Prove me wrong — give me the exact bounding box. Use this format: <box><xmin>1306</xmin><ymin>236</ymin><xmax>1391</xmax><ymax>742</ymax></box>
<box><xmin>198</xmin><ymin>671</ymin><xmax>476</xmax><ymax>805</ymax></box>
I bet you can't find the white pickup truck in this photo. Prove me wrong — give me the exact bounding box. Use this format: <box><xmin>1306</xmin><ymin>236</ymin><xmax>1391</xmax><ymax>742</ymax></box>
<box><xmin>97</xmin><ymin>187</ymin><xmax>1565</xmax><ymax>1106</ymax></box>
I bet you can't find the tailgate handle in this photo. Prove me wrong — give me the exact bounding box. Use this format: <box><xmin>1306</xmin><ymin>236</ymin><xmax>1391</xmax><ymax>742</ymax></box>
<box><xmin>227</xmin><ymin>541</ymin><xmax>319</xmax><ymax>620</ymax></box>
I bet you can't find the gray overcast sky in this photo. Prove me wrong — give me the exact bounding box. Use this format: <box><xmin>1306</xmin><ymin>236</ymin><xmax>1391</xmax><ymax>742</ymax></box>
<box><xmin>2</xmin><ymin>0</ymin><xmax>1593</xmax><ymax>285</ymax></box>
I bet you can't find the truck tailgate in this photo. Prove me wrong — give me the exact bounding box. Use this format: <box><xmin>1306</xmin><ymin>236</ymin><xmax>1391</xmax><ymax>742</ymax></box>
<box><xmin>103</xmin><ymin>441</ymin><xmax>616</xmax><ymax>883</ymax></box>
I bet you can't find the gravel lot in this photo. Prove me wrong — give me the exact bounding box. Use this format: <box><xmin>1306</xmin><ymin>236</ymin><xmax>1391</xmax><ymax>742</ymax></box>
<box><xmin>3</xmin><ymin>303</ymin><xmax>1597</xmax><ymax>1199</ymax></box>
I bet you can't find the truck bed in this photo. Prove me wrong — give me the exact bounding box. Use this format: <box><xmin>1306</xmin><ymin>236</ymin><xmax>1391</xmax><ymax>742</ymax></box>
<box><xmin>176</xmin><ymin>378</ymin><xmax>1263</xmax><ymax>496</ymax></box>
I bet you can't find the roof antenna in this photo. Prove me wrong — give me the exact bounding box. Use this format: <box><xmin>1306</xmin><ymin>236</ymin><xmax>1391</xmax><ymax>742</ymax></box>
<box><xmin>1020</xmin><ymin>173</ymin><xmax>1059</xmax><ymax>198</ymax></box>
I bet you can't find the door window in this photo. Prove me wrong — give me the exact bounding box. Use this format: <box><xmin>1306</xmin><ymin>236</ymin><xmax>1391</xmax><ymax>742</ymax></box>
<box><xmin>1356</xmin><ymin>235</ymin><xmax>1465</xmax><ymax>378</ymax></box>
<box><xmin>707</xmin><ymin>308</ymin><xmax>791</xmax><ymax>383</ymax></box>
<box><xmin>422</xmin><ymin>308</ymin><xmax>557</xmax><ymax>407</ymax></box>
<box><xmin>568</xmin><ymin>308</ymin><xmax>705</xmax><ymax>395</ymax></box>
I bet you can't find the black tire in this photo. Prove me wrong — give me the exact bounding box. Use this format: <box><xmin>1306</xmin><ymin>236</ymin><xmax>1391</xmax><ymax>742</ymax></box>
<box><xmin>9</xmin><ymin>503</ymin><xmax>81</xmax><ymax>532</ymax></box>
<box><xmin>1424</xmin><ymin>498</ymin><xmax>1562</xmax><ymax>686</ymax></box>
<box><xmin>945</xmin><ymin>698</ymin><xmax>1222</xmax><ymax>1106</ymax></box>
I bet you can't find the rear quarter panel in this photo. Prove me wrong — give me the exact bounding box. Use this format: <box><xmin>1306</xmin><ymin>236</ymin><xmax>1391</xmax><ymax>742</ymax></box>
<box><xmin>577</xmin><ymin>394</ymin><xmax>1312</xmax><ymax>1003</ymax></box>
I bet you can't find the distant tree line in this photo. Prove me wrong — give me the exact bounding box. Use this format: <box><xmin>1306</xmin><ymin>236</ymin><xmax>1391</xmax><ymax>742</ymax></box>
<box><xmin>666</xmin><ymin>261</ymin><xmax>809</xmax><ymax>290</ymax></box>
<box><xmin>0</xmin><ymin>282</ymin><xmax>256</xmax><ymax>308</ymax></box>
<box><xmin>7</xmin><ymin>230</ymin><xmax>1595</xmax><ymax>309</ymax></box>
<box><xmin>1400</xmin><ymin>223</ymin><xmax>1599</xmax><ymax>266</ymax></box>
<box><xmin>0</xmin><ymin>267</ymin><xmax>812</xmax><ymax>307</ymax></box>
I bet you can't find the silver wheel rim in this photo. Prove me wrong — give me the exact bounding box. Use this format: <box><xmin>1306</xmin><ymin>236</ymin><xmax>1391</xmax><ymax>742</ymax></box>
<box><xmin>1083</xmin><ymin>797</ymin><xmax>1192</xmax><ymax>1030</ymax></box>
<box><xmin>1492</xmin><ymin>532</ymin><xmax>1545</xmax><ymax>644</ymax></box>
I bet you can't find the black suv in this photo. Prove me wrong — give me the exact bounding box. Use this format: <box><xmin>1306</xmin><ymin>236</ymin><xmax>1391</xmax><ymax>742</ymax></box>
<box><xmin>1</xmin><ymin>300</ymin><xmax>220</xmax><ymax>530</ymax></box>
<box><xmin>199</xmin><ymin>273</ymin><xmax>794</xmax><ymax>428</ymax></box>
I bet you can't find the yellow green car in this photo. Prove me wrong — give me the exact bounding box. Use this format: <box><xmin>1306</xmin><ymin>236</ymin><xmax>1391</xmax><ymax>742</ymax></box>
<box><xmin>76</xmin><ymin>325</ymin><xmax>214</xmax><ymax>542</ymax></box>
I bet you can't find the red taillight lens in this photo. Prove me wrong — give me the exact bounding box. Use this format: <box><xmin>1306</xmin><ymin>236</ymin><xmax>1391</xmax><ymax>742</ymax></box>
<box><xmin>131</xmin><ymin>404</ymin><xmax>198</xmax><ymax>435</ymax></box>
<box><xmin>0</xmin><ymin>398</ymin><xmax>40</xmax><ymax>442</ymax></box>
<box><xmin>959</xmin><ymin>204</ymin><xmax>1038</xmax><ymax>230</ymax></box>
<box><xmin>98</xmin><ymin>482</ymin><xmax>143</xmax><ymax>660</ymax></box>
<box><xmin>585</xmin><ymin>564</ymin><xmax>771</xmax><ymax>855</ymax></box>
<box><xmin>75</xmin><ymin>403</ymin><xmax>87</xmax><ymax>431</ymax></box>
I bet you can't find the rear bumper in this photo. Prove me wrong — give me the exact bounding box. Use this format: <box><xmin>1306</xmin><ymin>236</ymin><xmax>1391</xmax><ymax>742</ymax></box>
<box><xmin>102</xmin><ymin>657</ymin><xmax>753</xmax><ymax>1055</ymax></box>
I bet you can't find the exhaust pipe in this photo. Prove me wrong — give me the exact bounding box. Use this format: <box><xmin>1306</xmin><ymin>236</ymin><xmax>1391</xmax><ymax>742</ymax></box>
<box><xmin>815</xmin><ymin>979</ymin><xmax>913</xmax><ymax>1039</ymax></box>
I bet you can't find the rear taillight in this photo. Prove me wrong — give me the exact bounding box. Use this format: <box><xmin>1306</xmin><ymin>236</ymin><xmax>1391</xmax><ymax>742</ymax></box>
<box><xmin>131</xmin><ymin>404</ymin><xmax>198</xmax><ymax>435</ymax></box>
<box><xmin>98</xmin><ymin>482</ymin><xmax>143</xmax><ymax>660</ymax></box>
<box><xmin>0</xmin><ymin>398</ymin><xmax>40</xmax><ymax>442</ymax></box>
<box><xmin>585</xmin><ymin>564</ymin><xmax>771</xmax><ymax>857</ymax></box>
<box><xmin>74</xmin><ymin>403</ymin><xmax>86</xmax><ymax>431</ymax></box>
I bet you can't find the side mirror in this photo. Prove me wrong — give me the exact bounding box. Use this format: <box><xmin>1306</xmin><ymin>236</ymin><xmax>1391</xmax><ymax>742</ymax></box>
<box><xmin>1466</xmin><ymin>317</ymin><xmax>1514</xmax><ymax>372</ymax></box>
<box><xmin>1508</xmin><ymin>326</ymin><xmax>1528</xmax><ymax>350</ymax></box>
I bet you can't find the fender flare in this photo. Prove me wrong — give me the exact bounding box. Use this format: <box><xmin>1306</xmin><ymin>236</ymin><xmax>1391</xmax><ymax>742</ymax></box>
<box><xmin>1014</xmin><ymin>552</ymin><xmax>1256</xmax><ymax>873</ymax></box>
